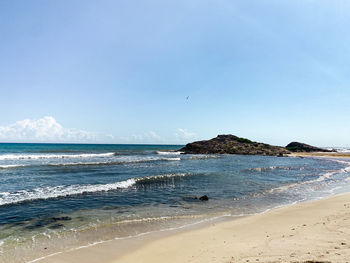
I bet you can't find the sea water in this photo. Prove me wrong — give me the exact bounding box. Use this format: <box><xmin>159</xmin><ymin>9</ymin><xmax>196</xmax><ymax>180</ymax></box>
<box><xmin>0</xmin><ymin>143</ymin><xmax>350</xmax><ymax>262</ymax></box>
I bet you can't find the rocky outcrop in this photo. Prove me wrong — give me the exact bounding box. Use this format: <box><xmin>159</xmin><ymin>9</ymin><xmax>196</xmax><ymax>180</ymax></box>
<box><xmin>180</xmin><ymin>135</ymin><xmax>290</xmax><ymax>156</ymax></box>
<box><xmin>286</xmin><ymin>142</ymin><xmax>334</xmax><ymax>152</ymax></box>
<box><xmin>182</xmin><ymin>195</ymin><xmax>209</xmax><ymax>201</ymax></box>
<box><xmin>199</xmin><ymin>195</ymin><xmax>209</xmax><ymax>201</ymax></box>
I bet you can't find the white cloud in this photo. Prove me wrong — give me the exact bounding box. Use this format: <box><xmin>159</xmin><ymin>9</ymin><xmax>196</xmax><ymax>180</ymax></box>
<box><xmin>120</xmin><ymin>131</ymin><xmax>164</xmax><ymax>144</ymax></box>
<box><xmin>120</xmin><ymin>129</ymin><xmax>197</xmax><ymax>144</ymax></box>
<box><xmin>174</xmin><ymin>128</ymin><xmax>196</xmax><ymax>143</ymax></box>
<box><xmin>0</xmin><ymin>116</ymin><xmax>113</xmax><ymax>143</ymax></box>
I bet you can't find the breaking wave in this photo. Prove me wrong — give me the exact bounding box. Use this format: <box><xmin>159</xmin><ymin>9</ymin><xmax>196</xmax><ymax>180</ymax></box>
<box><xmin>47</xmin><ymin>158</ymin><xmax>181</xmax><ymax>167</ymax></box>
<box><xmin>245</xmin><ymin>166</ymin><xmax>305</xmax><ymax>172</ymax></box>
<box><xmin>135</xmin><ymin>173</ymin><xmax>190</xmax><ymax>184</ymax></box>
<box><xmin>187</xmin><ymin>155</ymin><xmax>221</xmax><ymax>160</ymax></box>
<box><xmin>0</xmin><ymin>153</ymin><xmax>115</xmax><ymax>161</ymax></box>
<box><xmin>0</xmin><ymin>164</ymin><xmax>28</xmax><ymax>169</ymax></box>
<box><xmin>0</xmin><ymin>157</ymin><xmax>181</xmax><ymax>169</ymax></box>
<box><xmin>329</xmin><ymin>147</ymin><xmax>350</xmax><ymax>153</ymax></box>
<box><xmin>0</xmin><ymin>173</ymin><xmax>194</xmax><ymax>206</ymax></box>
<box><xmin>156</xmin><ymin>151</ymin><xmax>183</xmax><ymax>155</ymax></box>
<box><xmin>267</xmin><ymin>161</ymin><xmax>350</xmax><ymax>194</ymax></box>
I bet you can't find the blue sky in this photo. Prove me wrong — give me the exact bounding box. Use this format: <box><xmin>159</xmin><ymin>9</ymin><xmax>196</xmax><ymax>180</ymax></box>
<box><xmin>0</xmin><ymin>0</ymin><xmax>349</xmax><ymax>146</ymax></box>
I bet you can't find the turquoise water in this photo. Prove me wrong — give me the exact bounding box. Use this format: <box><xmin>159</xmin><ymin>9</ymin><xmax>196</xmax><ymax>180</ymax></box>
<box><xmin>0</xmin><ymin>143</ymin><xmax>350</xmax><ymax>262</ymax></box>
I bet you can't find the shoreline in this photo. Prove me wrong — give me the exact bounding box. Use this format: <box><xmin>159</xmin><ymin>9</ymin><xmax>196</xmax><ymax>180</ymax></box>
<box><xmin>36</xmin><ymin>192</ymin><xmax>350</xmax><ymax>263</ymax></box>
<box><xmin>288</xmin><ymin>151</ymin><xmax>350</xmax><ymax>159</ymax></box>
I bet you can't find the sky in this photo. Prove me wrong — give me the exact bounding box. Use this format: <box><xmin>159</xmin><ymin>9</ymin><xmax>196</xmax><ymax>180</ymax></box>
<box><xmin>0</xmin><ymin>0</ymin><xmax>349</xmax><ymax>146</ymax></box>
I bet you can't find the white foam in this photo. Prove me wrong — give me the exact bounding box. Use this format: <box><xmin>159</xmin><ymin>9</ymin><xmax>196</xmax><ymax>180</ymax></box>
<box><xmin>111</xmin><ymin>156</ymin><xmax>181</xmax><ymax>164</ymax></box>
<box><xmin>26</xmin><ymin>251</ymin><xmax>63</xmax><ymax>263</ymax></box>
<box><xmin>0</xmin><ymin>241</ymin><xmax>3</xmax><ymax>255</ymax></box>
<box><xmin>0</xmin><ymin>173</ymin><xmax>192</xmax><ymax>206</ymax></box>
<box><xmin>135</xmin><ymin>173</ymin><xmax>188</xmax><ymax>183</ymax></box>
<box><xmin>334</xmin><ymin>148</ymin><xmax>350</xmax><ymax>153</ymax></box>
<box><xmin>156</xmin><ymin>151</ymin><xmax>183</xmax><ymax>155</ymax></box>
<box><xmin>0</xmin><ymin>152</ymin><xmax>115</xmax><ymax>161</ymax></box>
<box><xmin>0</xmin><ymin>179</ymin><xmax>136</xmax><ymax>206</ymax></box>
<box><xmin>334</xmin><ymin>159</ymin><xmax>350</xmax><ymax>165</ymax></box>
<box><xmin>247</xmin><ymin>166</ymin><xmax>305</xmax><ymax>172</ymax></box>
<box><xmin>188</xmin><ymin>155</ymin><xmax>220</xmax><ymax>160</ymax></box>
<box><xmin>48</xmin><ymin>162</ymin><xmax>112</xmax><ymax>167</ymax></box>
<box><xmin>0</xmin><ymin>155</ymin><xmax>181</xmax><ymax>170</ymax></box>
<box><xmin>267</xmin><ymin>164</ymin><xmax>350</xmax><ymax>194</ymax></box>
<box><xmin>332</xmin><ymin>160</ymin><xmax>350</xmax><ymax>174</ymax></box>
<box><xmin>164</xmin><ymin>157</ymin><xmax>180</xmax><ymax>161</ymax></box>
<box><xmin>48</xmin><ymin>157</ymin><xmax>180</xmax><ymax>166</ymax></box>
<box><xmin>0</xmin><ymin>164</ymin><xmax>27</xmax><ymax>169</ymax></box>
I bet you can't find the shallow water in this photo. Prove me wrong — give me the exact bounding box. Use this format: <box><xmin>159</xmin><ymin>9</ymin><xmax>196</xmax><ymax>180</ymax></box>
<box><xmin>0</xmin><ymin>143</ymin><xmax>350</xmax><ymax>262</ymax></box>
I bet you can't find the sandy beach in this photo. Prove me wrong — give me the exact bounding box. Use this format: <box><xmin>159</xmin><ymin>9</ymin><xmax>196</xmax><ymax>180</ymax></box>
<box><xmin>289</xmin><ymin>152</ymin><xmax>350</xmax><ymax>159</ymax></box>
<box><xmin>37</xmin><ymin>191</ymin><xmax>350</xmax><ymax>263</ymax></box>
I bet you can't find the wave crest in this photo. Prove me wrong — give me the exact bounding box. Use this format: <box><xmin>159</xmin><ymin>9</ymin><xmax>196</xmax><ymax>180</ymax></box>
<box><xmin>0</xmin><ymin>153</ymin><xmax>115</xmax><ymax>161</ymax></box>
<box><xmin>0</xmin><ymin>179</ymin><xmax>136</xmax><ymax>206</ymax></box>
<box><xmin>0</xmin><ymin>164</ymin><xmax>27</xmax><ymax>169</ymax></box>
<box><xmin>135</xmin><ymin>173</ymin><xmax>190</xmax><ymax>184</ymax></box>
<box><xmin>156</xmin><ymin>151</ymin><xmax>183</xmax><ymax>155</ymax></box>
<box><xmin>0</xmin><ymin>173</ymin><xmax>194</xmax><ymax>206</ymax></box>
<box><xmin>0</xmin><ymin>157</ymin><xmax>181</xmax><ymax>169</ymax></box>
<box><xmin>245</xmin><ymin>166</ymin><xmax>305</xmax><ymax>172</ymax></box>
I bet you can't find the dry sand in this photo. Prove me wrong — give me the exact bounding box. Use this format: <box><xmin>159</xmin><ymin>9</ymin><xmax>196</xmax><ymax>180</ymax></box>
<box><xmin>38</xmin><ymin>192</ymin><xmax>350</xmax><ymax>263</ymax></box>
<box><xmin>289</xmin><ymin>152</ymin><xmax>350</xmax><ymax>159</ymax></box>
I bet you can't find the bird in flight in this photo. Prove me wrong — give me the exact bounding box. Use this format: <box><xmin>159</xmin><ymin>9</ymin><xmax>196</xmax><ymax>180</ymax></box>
<box><xmin>186</xmin><ymin>96</ymin><xmax>189</xmax><ymax>100</ymax></box>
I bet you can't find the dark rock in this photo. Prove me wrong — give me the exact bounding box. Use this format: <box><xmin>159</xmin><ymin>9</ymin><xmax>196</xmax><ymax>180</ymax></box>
<box><xmin>25</xmin><ymin>222</ymin><xmax>45</xmax><ymax>230</ymax></box>
<box><xmin>286</xmin><ymin>142</ymin><xmax>334</xmax><ymax>153</ymax></box>
<box><xmin>199</xmin><ymin>195</ymin><xmax>209</xmax><ymax>201</ymax></box>
<box><xmin>48</xmin><ymin>223</ymin><xmax>64</xmax><ymax>229</ymax></box>
<box><xmin>25</xmin><ymin>216</ymin><xmax>72</xmax><ymax>230</ymax></box>
<box><xmin>51</xmin><ymin>216</ymin><xmax>72</xmax><ymax>222</ymax></box>
<box><xmin>182</xmin><ymin>195</ymin><xmax>209</xmax><ymax>201</ymax></box>
<box><xmin>180</xmin><ymin>134</ymin><xmax>290</xmax><ymax>156</ymax></box>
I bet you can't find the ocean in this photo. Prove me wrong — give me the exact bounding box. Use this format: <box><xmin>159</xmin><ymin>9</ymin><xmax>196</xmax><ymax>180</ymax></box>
<box><xmin>1</xmin><ymin>143</ymin><xmax>350</xmax><ymax>262</ymax></box>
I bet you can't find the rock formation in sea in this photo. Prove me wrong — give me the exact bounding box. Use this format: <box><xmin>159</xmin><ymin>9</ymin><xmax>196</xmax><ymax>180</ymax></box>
<box><xmin>285</xmin><ymin>142</ymin><xmax>334</xmax><ymax>152</ymax></box>
<box><xmin>179</xmin><ymin>134</ymin><xmax>290</xmax><ymax>156</ymax></box>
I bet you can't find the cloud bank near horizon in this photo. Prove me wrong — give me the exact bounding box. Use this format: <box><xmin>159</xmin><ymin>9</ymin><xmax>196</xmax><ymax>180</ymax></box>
<box><xmin>0</xmin><ymin>116</ymin><xmax>114</xmax><ymax>143</ymax></box>
<box><xmin>118</xmin><ymin>128</ymin><xmax>197</xmax><ymax>144</ymax></box>
<box><xmin>174</xmin><ymin>128</ymin><xmax>196</xmax><ymax>142</ymax></box>
<box><xmin>0</xmin><ymin>117</ymin><xmax>196</xmax><ymax>144</ymax></box>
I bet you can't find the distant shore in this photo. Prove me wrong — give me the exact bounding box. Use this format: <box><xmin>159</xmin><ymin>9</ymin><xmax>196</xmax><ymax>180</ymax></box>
<box><xmin>289</xmin><ymin>151</ymin><xmax>350</xmax><ymax>159</ymax></box>
<box><xmin>37</xmin><ymin>191</ymin><xmax>350</xmax><ymax>263</ymax></box>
